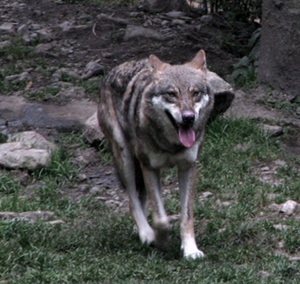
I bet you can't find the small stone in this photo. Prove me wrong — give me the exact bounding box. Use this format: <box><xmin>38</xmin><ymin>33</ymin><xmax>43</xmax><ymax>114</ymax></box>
<box><xmin>280</xmin><ymin>200</ymin><xmax>299</xmax><ymax>215</ymax></box>
<box><xmin>78</xmin><ymin>173</ymin><xmax>87</xmax><ymax>182</ymax></box>
<box><xmin>82</xmin><ymin>60</ymin><xmax>104</xmax><ymax>80</ymax></box>
<box><xmin>273</xmin><ymin>224</ymin><xmax>288</xmax><ymax>231</ymax></box>
<box><xmin>171</xmin><ymin>19</ymin><xmax>186</xmax><ymax>25</ymax></box>
<box><xmin>289</xmin><ymin>256</ymin><xmax>300</xmax><ymax>262</ymax></box>
<box><xmin>257</xmin><ymin>271</ymin><xmax>271</xmax><ymax>278</ymax></box>
<box><xmin>216</xmin><ymin>199</ymin><xmax>232</xmax><ymax>207</ymax></box>
<box><xmin>234</xmin><ymin>143</ymin><xmax>251</xmax><ymax>152</ymax></box>
<box><xmin>199</xmin><ymin>191</ymin><xmax>214</xmax><ymax>202</ymax></box>
<box><xmin>79</xmin><ymin>184</ymin><xmax>90</xmax><ymax>193</ymax></box>
<box><xmin>90</xmin><ymin>186</ymin><xmax>102</xmax><ymax>195</ymax></box>
<box><xmin>260</xmin><ymin>124</ymin><xmax>283</xmax><ymax>137</ymax></box>
<box><xmin>274</xmin><ymin>160</ymin><xmax>287</xmax><ymax>167</ymax></box>
<box><xmin>165</xmin><ymin>11</ymin><xmax>185</xmax><ymax>18</ymax></box>
<box><xmin>47</xmin><ymin>220</ymin><xmax>66</xmax><ymax>225</ymax></box>
<box><xmin>0</xmin><ymin>22</ymin><xmax>16</xmax><ymax>34</ymax></box>
<box><xmin>83</xmin><ymin>112</ymin><xmax>105</xmax><ymax>145</ymax></box>
<box><xmin>34</xmin><ymin>42</ymin><xmax>54</xmax><ymax>54</ymax></box>
<box><xmin>58</xmin><ymin>21</ymin><xmax>74</xmax><ymax>32</ymax></box>
<box><xmin>124</xmin><ymin>25</ymin><xmax>165</xmax><ymax>41</ymax></box>
<box><xmin>0</xmin><ymin>40</ymin><xmax>12</xmax><ymax>48</ymax></box>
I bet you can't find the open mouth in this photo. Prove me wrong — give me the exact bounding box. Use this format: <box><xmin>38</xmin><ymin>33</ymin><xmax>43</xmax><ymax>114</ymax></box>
<box><xmin>165</xmin><ymin>110</ymin><xmax>196</xmax><ymax>148</ymax></box>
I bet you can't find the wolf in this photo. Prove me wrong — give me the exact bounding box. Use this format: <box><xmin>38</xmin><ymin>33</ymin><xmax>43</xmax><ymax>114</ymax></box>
<box><xmin>98</xmin><ymin>50</ymin><xmax>214</xmax><ymax>259</ymax></box>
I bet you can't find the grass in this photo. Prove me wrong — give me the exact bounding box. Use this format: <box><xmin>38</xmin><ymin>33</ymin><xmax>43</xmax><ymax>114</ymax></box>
<box><xmin>0</xmin><ymin>118</ymin><xmax>300</xmax><ymax>283</ymax></box>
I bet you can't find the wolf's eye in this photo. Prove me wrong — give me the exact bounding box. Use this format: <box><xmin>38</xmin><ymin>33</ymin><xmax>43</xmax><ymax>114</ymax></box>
<box><xmin>192</xmin><ymin>91</ymin><xmax>202</xmax><ymax>102</ymax></box>
<box><xmin>166</xmin><ymin>91</ymin><xmax>176</xmax><ymax>98</ymax></box>
<box><xmin>164</xmin><ymin>91</ymin><xmax>177</xmax><ymax>103</ymax></box>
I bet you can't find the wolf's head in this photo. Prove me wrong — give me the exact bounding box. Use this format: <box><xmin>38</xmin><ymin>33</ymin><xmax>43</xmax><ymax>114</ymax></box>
<box><xmin>148</xmin><ymin>50</ymin><xmax>214</xmax><ymax>148</ymax></box>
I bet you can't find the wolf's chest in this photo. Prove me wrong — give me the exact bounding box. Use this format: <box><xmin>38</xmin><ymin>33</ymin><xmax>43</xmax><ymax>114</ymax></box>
<box><xmin>137</xmin><ymin>140</ymin><xmax>200</xmax><ymax>170</ymax></box>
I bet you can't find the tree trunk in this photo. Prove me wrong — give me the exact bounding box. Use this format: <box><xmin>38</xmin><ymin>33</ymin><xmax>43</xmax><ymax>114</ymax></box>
<box><xmin>258</xmin><ymin>0</ymin><xmax>300</xmax><ymax>97</ymax></box>
<box><xmin>143</xmin><ymin>0</ymin><xmax>190</xmax><ymax>12</ymax></box>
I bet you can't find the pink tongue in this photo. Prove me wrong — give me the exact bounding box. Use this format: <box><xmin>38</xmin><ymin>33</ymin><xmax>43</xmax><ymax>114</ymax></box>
<box><xmin>178</xmin><ymin>127</ymin><xmax>196</xmax><ymax>148</ymax></box>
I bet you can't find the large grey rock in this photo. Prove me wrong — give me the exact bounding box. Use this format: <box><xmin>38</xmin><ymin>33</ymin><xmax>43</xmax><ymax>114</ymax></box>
<box><xmin>8</xmin><ymin>131</ymin><xmax>56</xmax><ymax>151</ymax></box>
<box><xmin>0</xmin><ymin>142</ymin><xmax>51</xmax><ymax>170</ymax></box>
<box><xmin>0</xmin><ymin>131</ymin><xmax>56</xmax><ymax>170</ymax></box>
<box><xmin>207</xmin><ymin>71</ymin><xmax>235</xmax><ymax>122</ymax></box>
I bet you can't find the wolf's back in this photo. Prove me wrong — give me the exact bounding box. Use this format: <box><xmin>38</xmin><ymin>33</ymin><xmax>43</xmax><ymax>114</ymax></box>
<box><xmin>100</xmin><ymin>59</ymin><xmax>150</xmax><ymax>97</ymax></box>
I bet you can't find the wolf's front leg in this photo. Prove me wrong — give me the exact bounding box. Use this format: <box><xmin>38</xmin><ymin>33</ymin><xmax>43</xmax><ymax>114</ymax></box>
<box><xmin>120</xmin><ymin>154</ymin><xmax>155</xmax><ymax>245</ymax></box>
<box><xmin>178</xmin><ymin>164</ymin><xmax>205</xmax><ymax>259</ymax></box>
<box><xmin>141</xmin><ymin>165</ymin><xmax>170</xmax><ymax>249</ymax></box>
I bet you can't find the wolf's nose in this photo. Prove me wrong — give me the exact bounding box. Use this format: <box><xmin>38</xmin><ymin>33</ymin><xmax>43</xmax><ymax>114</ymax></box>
<box><xmin>182</xmin><ymin>111</ymin><xmax>195</xmax><ymax>125</ymax></box>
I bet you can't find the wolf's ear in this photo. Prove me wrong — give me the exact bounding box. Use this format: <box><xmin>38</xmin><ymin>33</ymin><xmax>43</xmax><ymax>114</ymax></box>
<box><xmin>149</xmin><ymin>54</ymin><xmax>170</xmax><ymax>72</ymax></box>
<box><xmin>188</xmin><ymin>50</ymin><xmax>207</xmax><ymax>72</ymax></box>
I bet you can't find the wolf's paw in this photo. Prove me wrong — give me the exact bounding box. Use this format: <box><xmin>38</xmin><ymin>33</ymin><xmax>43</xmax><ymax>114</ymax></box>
<box><xmin>184</xmin><ymin>248</ymin><xmax>205</xmax><ymax>260</ymax></box>
<box><xmin>182</xmin><ymin>238</ymin><xmax>205</xmax><ymax>260</ymax></box>
<box><xmin>139</xmin><ymin>227</ymin><xmax>156</xmax><ymax>245</ymax></box>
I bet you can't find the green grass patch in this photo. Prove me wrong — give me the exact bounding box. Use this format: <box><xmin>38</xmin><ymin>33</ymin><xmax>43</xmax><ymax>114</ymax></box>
<box><xmin>0</xmin><ymin>117</ymin><xmax>300</xmax><ymax>283</ymax></box>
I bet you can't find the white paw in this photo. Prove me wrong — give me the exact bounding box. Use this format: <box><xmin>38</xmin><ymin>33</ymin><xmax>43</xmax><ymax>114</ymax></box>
<box><xmin>182</xmin><ymin>238</ymin><xmax>205</xmax><ymax>260</ymax></box>
<box><xmin>184</xmin><ymin>248</ymin><xmax>205</xmax><ymax>260</ymax></box>
<box><xmin>139</xmin><ymin>227</ymin><xmax>156</xmax><ymax>245</ymax></box>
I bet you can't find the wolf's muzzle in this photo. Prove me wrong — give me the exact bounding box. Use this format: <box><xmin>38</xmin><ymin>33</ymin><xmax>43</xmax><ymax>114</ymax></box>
<box><xmin>182</xmin><ymin>110</ymin><xmax>195</xmax><ymax>126</ymax></box>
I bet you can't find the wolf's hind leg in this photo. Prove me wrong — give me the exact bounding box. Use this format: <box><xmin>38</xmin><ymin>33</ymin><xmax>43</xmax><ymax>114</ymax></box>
<box><xmin>141</xmin><ymin>165</ymin><xmax>170</xmax><ymax>249</ymax></box>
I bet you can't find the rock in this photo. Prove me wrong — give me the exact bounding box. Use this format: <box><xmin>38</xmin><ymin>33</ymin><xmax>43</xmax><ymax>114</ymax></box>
<box><xmin>34</xmin><ymin>42</ymin><xmax>54</xmax><ymax>54</ymax></box>
<box><xmin>82</xmin><ymin>60</ymin><xmax>104</xmax><ymax>80</ymax></box>
<box><xmin>171</xmin><ymin>19</ymin><xmax>186</xmax><ymax>25</ymax></box>
<box><xmin>58</xmin><ymin>21</ymin><xmax>74</xmax><ymax>32</ymax></box>
<box><xmin>83</xmin><ymin>112</ymin><xmax>105</xmax><ymax>145</ymax></box>
<box><xmin>0</xmin><ymin>142</ymin><xmax>51</xmax><ymax>170</ymax></box>
<box><xmin>36</xmin><ymin>28</ymin><xmax>53</xmax><ymax>41</ymax></box>
<box><xmin>273</xmin><ymin>224</ymin><xmax>288</xmax><ymax>231</ymax></box>
<box><xmin>216</xmin><ymin>199</ymin><xmax>233</xmax><ymax>207</ymax></box>
<box><xmin>289</xmin><ymin>256</ymin><xmax>300</xmax><ymax>262</ymax></box>
<box><xmin>165</xmin><ymin>11</ymin><xmax>185</xmax><ymax>18</ymax></box>
<box><xmin>52</xmin><ymin>68</ymin><xmax>81</xmax><ymax>81</ymax></box>
<box><xmin>207</xmin><ymin>71</ymin><xmax>235</xmax><ymax>122</ymax></box>
<box><xmin>0</xmin><ymin>40</ymin><xmax>12</xmax><ymax>48</ymax></box>
<box><xmin>257</xmin><ymin>271</ymin><xmax>271</xmax><ymax>278</ymax></box>
<box><xmin>8</xmin><ymin>131</ymin><xmax>56</xmax><ymax>152</ymax></box>
<box><xmin>234</xmin><ymin>143</ymin><xmax>251</xmax><ymax>152</ymax></box>
<box><xmin>279</xmin><ymin>200</ymin><xmax>299</xmax><ymax>215</ymax></box>
<box><xmin>5</xmin><ymin>71</ymin><xmax>30</xmax><ymax>83</ymax></box>
<box><xmin>0</xmin><ymin>22</ymin><xmax>16</xmax><ymax>34</ymax></box>
<box><xmin>260</xmin><ymin>124</ymin><xmax>283</xmax><ymax>137</ymax></box>
<box><xmin>57</xmin><ymin>86</ymin><xmax>85</xmax><ymax>99</ymax></box>
<box><xmin>0</xmin><ymin>131</ymin><xmax>56</xmax><ymax>170</ymax></box>
<box><xmin>124</xmin><ymin>25</ymin><xmax>165</xmax><ymax>41</ymax></box>
<box><xmin>199</xmin><ymin>191</ymin><xmax>214</xmax><ymax>202</ymax></box>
